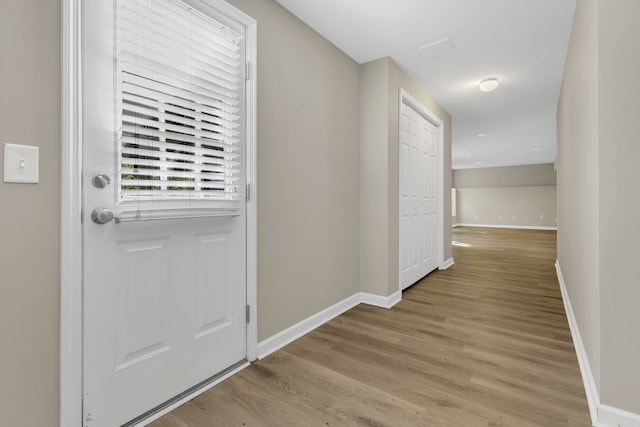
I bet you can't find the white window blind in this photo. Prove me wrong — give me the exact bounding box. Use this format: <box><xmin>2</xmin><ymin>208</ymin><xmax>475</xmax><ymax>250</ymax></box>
<box><xmin>116</xmin><ymin>0</ymin><xmax>244</xmax><ymax>211</ymax></box>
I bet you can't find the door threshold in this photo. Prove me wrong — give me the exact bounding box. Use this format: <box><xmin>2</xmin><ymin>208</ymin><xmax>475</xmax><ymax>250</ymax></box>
<box><xmin>124</xmin><ymin>359</ymin><xmax>250</xmax><ymax>427</ymax></box>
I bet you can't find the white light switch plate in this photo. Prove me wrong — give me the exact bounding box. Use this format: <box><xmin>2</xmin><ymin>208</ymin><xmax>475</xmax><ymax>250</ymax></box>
<box><xmin>4</xmin><ymin>143</ymin><xmax>39</xmax><ymax>183</ymax></box>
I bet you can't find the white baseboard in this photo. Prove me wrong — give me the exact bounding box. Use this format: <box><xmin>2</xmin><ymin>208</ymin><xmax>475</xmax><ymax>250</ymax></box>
<box><xmin>556</xmin><ymin>261</ymin><xmax>640</xmax><ymax>427</ymax></box>
<box><xmin>134</xmin><ymin>361</ymin><xmax>249</xmax><ymax>426</ymax></box>
<box><xmin>555</xmin><ymin>260</ymin><xmax>600</xmax><ymax>425</ymax></box>
<box><xmin>257</xmin><ymin>293</ymin><xmax>362</xmax><ymax>359</ymax></box>
<box><xmin>360</xmin><ymin>290</ymin><xmax>402</xmax><ymax>309</ymax></box>
<box><xmin>257</xmin><ymin>291</ymin><xmax>403</xmax><ymax>359</ymax></box>
<box><xmin>599</xmin><ymin>405</ymin><xmax>640</xmax><ymax>427</ymax></box>
<box><xmin>454</xmin><ymin>223</ymin><xmax>557</xmax><ymax>231</ymax></box>
<box><xmin>439</xmin><ymin>257</ymin><xmax>455</xmax><ymax>270</ymax></box>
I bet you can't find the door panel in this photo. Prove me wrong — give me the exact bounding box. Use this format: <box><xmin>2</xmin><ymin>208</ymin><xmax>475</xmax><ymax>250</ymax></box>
<box><xmin>115</xmin><ymin>237</ymin><xmax>172</xmax><ymax>371</ymax></box>
<box><xmin>400</xmin><ymin>103</ymin><xmax>440</xmax><ymax>290</ymax></box>
<box><xmin>84</xmin><ymin>219</ymin><xmax>246</xmax><ymax>426</ymax></box>
<box><xmin>399</xmin><ymin>129</ymin><xmax>411</xmax><ymax>277</ymax></box>
<box><xmin>194</xmin><ymin>232</ymin><xmax>232</xmax><ymax>339</ymax></box>
<box><xmin>82</xmin><ymin>1</ymin><xmax>248</xmax><ymax>425</ymax></box>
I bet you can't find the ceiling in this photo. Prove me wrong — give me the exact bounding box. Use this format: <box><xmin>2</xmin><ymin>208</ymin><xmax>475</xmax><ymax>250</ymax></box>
<box><xmin>274</xmin><ymin>0</ymin><xmax>577</xmax><ymax>169</ymax></box>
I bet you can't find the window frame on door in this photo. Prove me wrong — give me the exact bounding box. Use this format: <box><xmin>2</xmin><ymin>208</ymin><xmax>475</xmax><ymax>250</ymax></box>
<box><xmin>116</xmin><ymin>0</ymin><xmax>247</xmax><ymax>214</ymax></box>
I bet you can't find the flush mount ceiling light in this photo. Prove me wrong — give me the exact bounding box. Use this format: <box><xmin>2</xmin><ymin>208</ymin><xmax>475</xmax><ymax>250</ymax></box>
<box><xmin>479</xmin><ymin>78</ymin><xmax>499</xmax><ymax>92</ymax></box>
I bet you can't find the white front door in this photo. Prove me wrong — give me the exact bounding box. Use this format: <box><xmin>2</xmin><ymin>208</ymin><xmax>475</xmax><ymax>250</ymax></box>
<box><xmin>399</xmin><ymin>102</ymin><xmax>439</xmax><ymax>290</ymax></box>
<box><xmin>82</xmin><ymin>1</ymin><xmax>249</xmax><ymax>425</ymax></box>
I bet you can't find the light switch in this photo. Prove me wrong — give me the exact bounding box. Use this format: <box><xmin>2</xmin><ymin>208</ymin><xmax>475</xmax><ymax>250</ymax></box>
<box><xmin>4</xmin><ymin>143</ymin><xmax>39</xmax><ymax>183</ymax></box>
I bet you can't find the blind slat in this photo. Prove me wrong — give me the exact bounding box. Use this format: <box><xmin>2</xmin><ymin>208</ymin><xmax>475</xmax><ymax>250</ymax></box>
<box><xmin>120</xmin><ymin>157</ymin><xmax>241</xmax><ymax>175</ymax></box>
<box><xmin>122</xmin><ymin>81</ymin><xmax>239</xmax><ymax>121</ymax></box>
<box><xmin>120</xmin><ymin>0</ymin><xmax>242</xmax><ymax>55</ymax></box>
<box><xmin>116</xmin><ymin>0</ymin><xmax>243</xmax><ymax>206</ymax></box>
<box><xmin>120</xmin><ymin>190</ymin><xmax>239</xmax><ymax>201</ymax></box>
<box><xmin>121</xmin><ymin>168</ymin><xmax>241</xmax><ymax>182</ymax></box>
<box><xmin>121</xmin><ymin>179</ymin><xmax>238</xmax><ymax>189</ymax></box>
<box><xmin>118</xmin><ymin>38</ymin><xmax>240</xmax><ymax>92</ymax></box>
<box><xmin>118</xmin><ymin>19</ymin><xmax>240</xmax><ymax>75</ymax></box>
<box><xmin>120</xmin><ymin>134</ymin><xmax>239</xmax><ymax>155</ymax></box>
<box><xmin>122</xmin><ymin>95</ymin><xmax>239</xmax><ymax>137</ymax></box>
<box><xmin>122</xmin><ymin>90</ymin><xmax>239</xmax><ymax>130</ymax></box>
<box><xmin>120</xmin><ymin>115</ymin><xmax>239</xmax><ymax>144</ymax></box>
<box><xmin>120</xmin><ymin>57</ymin><xmax>239</xmax><ymax>106</ymax></box>
<box><xmin>120</xmin><ymin>136</ymin><xmax>240</xmax><ymax>160</ymax></box>
<box><xmin>120</xmin><ymin>146</ymin><xmax>240</xmax><ymax>168</ymax></box>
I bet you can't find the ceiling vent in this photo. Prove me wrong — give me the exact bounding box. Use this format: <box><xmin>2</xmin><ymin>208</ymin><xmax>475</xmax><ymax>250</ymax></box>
<box><xmin>418</xmin><ymin>37</ymin><xmax>457</xmax><ymax>61</ymax></box>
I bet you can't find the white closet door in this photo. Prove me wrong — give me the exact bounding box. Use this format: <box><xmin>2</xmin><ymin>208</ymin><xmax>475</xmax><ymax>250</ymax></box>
<box><xmin>400</xmin><ymin>102</ymin><xmax>439</xmax><ymax>290</ymax></box>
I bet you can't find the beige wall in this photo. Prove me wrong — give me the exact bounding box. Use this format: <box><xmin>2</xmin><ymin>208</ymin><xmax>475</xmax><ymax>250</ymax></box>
<box><xmin>557</xmin><ymin>0</ymin><xmax>602</xmax><ymax>393</ymax></box>
<box><xmin>597</xmin><ymin>0</ymin><xmax>640</xmax><ymax>414</ymax></box>
<box><xmin>454</xmin><ymin>163</ymin><xmax>557</xmax><ymax>188</ymax></box>
<box><xmin>359</xmin><ymin>57</ymin><xmax>453</xmax><ymax>297</ymax></box>
<box><xmin>0</xmin><ymin>1</ymin><xmax>61</xmax><ymax>426</ymax></box>
<box><xmin>456</xmin><ymin>187</ymin><xmax>557</xmax><ymax>228</ymax></box>
<box><xmin>558</xmin><ymin>0</ymin><xmax>640</xmax><ymax>416</ymax></box>
<box><xmin>360</xmin><ymin>59</ymin><xmax>391</xmax><ymax>296</ymax></box>
<box><xmin>453</xmin><ymin>164</ymin><xmax>557</xmax><ymax>228</ymax></box>
<box><xmin>227</xmin><ymin>0</ymin><xmax>361</xmax><ymax>340</ymax></box>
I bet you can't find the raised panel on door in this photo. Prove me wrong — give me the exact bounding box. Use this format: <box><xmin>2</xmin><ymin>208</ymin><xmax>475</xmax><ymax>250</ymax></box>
<box><xmin>410</xmin><ymin>113</ymin><xmax>420</xmax><ymax>271</ymax></box>
<box><xmin>400</xmin><ymin>112</ymin><xmax>411</xmax><ymax>279</ymax></box>
<box><xmin>400</xmin><ymin>215</ymin><xmax>410</xmax><ymax>277</ymax></box>
<box><xmin>400</xmin><ymin>105</ymin><xmax>413</xmax><ymax>288</ymax></box>
<box><xmin>194</xmin><ymin>232</ymin><xmax>232</xmax><ymax>339</ymax></box>
<box><xmin>411</xmin><ymin>212</ymin><xmax>420</xmax><ymax>270</ymax></box>
<box><xmin>114</xmin><ymin>238</ymin><xmax>173</xmax><ymax>373</ymax></box>
<box><xmin>428</xmin><ymin>125</ymin><xmax>438</xmax><ymax>265</ymax></box>
<box><xmin>188</xmin><ymin>224</ymin><xmax>247</xmax><ymax>371</ymax></box>
<box><xmin>421</xmin><ymin>147</ymin><xmax>429</xmax><ymax>263</ymax></box>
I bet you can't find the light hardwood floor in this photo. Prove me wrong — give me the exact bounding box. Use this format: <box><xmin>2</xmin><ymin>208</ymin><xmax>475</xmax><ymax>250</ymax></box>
<box><xmin>150</xmin><ymin>227</ymin><xmax>591</xmax><ymax>426</ymax></box>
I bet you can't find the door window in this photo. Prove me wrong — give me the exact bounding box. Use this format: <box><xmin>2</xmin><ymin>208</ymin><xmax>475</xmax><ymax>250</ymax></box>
<box><xmin>117</xmin><ymin>0</ymin><xmax>245</xmax><ymax>213</ymax></box>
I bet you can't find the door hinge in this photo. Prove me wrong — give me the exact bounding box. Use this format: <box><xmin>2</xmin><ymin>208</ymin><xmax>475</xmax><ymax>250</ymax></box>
<box><xmin>246</xmin><ymin>183</ymin><xmax>251</xmax><ymax>202</ymax></box>
<box><xmin>245</xmin><ymin>62</ymin><xmax>250</xmax><ymax>81</ymax></box>
<box><xmin>246</xmin><ymin>305</ymin><xmax>250</xmax><ymax>324</ymax></box>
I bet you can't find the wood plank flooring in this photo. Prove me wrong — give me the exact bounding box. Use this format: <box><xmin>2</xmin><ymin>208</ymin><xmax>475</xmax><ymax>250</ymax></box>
<box><xmin>150</xmin><ymin>227</ymin><xmax>591</xmax><ymax>426</ymax></box>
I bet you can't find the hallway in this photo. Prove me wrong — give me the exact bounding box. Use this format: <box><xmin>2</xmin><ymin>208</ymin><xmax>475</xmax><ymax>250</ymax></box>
<box><xmin>151</xmin><ymin>228</ymin><xmax>591</xmax><ymax>427</ymax></box>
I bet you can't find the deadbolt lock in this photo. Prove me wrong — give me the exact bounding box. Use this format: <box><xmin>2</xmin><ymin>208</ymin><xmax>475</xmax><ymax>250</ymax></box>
<box><xmin>92</xmin><ymin>173</ymin><xmax>111</xmax><ymax>189</ymax></box>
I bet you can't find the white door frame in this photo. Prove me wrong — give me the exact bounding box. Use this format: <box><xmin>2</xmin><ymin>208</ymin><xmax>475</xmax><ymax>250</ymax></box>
<box><xmin>60</xmin><ymin>1</ymin><xmax>257</xmax><ymax>425</ymax></box>
<box><xmin>398</xmin><ymin>88</ymin><xmax>444</xmax><ymax>292</ymax></box>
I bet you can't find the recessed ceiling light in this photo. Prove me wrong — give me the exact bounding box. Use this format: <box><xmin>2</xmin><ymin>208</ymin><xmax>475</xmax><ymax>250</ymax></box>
<box><xmin>479</xmin><ymin>78</ymin><xmax>499</xmax><ymax>92</ymax></box>
<box><xmin>531</xmin><ymin>147</ymin><xmax>540</xmax><ymax>151</ymax></box>
<box><xmin>477</xmin><ymin>133</ymin><xmax>487</xmax><ymax>137</ymax></box>
<box><xmin>475</xmin><ymin>161</ymin><xmax>483</xmax><ymax>165</ymax></box>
